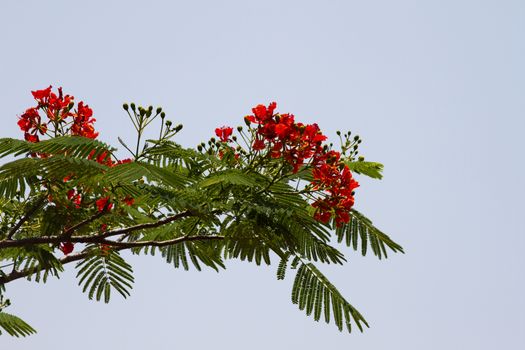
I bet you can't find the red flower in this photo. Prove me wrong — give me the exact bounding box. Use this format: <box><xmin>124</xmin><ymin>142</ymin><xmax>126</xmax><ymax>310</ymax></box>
<box><xmin>251</xmin><ymin>102</ymin><xmax>277</xmax><ymax>122</ymax></box>
<box><xmin>31</xmin><ymin>86</ymin><xmax>52</xmax><ymax>101</ymax></box>
<box><xmin>252</xmin><ymin>138</ymin><xmax>266</xmax><ymax>151</ymax></box>
<box><xmin>59</xmin><ymin>242</ymin><xmax>74</xmax><ymax>255</ymax></box>
<box><xmin>123</xmin><ymin>196</ymin><xmax>135</xmax><ymax>206</ymax></box>
<box><xmin>215</xmin><ymin>126</ymin><xmax>233</xmax><ymax>142</ymax></box>
<box><xmin>100</xmin><ymin>243</ymin><xmax>111</xmax><ymax>255</ymax></box>
<box><xmin>24</xmin><ymin>133</ymin><xmax>39</xmax><ymax>143</ymax></box>
<box><xmin>96</xmin><ymin>197</ymin><xmax>113</xmax><ymax>212</ymax></box>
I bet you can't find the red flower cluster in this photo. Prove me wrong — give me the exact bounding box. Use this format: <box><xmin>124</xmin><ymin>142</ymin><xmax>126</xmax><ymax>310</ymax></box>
<box><xmin>245</xmin><ymin>102</ymin><xmax>359</xmax><ymax>226</ymax></box>
<box><xmin>17</xmin><ymin>86</ymin><xmax>98</xmax><ymax>142</ymax></box>
<box><xmin>311</xmin><ymin>152</ymin><xmax>359</xmax><ymax>225</ymax></box>
<box><xmin>246</xmin><ymin>102</ymin><xmax>327</xmax><ymax>173</ymax></box>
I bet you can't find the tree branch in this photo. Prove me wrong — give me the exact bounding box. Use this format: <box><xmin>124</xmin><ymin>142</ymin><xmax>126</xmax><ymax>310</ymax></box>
<box><xmin>0</xmin><ymin>211</ymin><xmax>194</xmax><ymax>249</ymax></box>
<box><xmin>0</xmin><ymin>234</ymin><xmax>224</xmax><ymax>285</ymax></box>
<box><xmin>6</xmin><ymin>197</ymin><xmax>46</xmax><ymax>240</ymax></box>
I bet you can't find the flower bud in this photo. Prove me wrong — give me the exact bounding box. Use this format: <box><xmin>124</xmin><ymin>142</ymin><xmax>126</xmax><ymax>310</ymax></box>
<box><xmin>175</xmin><ymin>124</ymin><xmax>183</xmax><ymax>132</ymax></box>
<box><xmin>244</xmin><ymin>116</ymin><xmax>251</xmax><ymax>126</ymax></box>
<box><xmin>358</xmin><ymin>156</ymin><xmax>365</xmax><ymax>161</ymax></box>
<box><xmin>160</xmin><ymin>112</ymin><xmax>166</xmax><ymax>119</ymax></box>
<box><xmin>130</xmin><ymin>103</ymin><xmax>136</xmax><ymax>111</ymax></box>
<box><xmin>165</xmin><ymin>120</ymin><xmax>172</xmax><ymax>127</ymax></box>
<box><xmin>148</xmin><ymin>105</ymin><xmax>153</xmax><ymax>111</ymax></box>
<box><xmin>210</xmin><ymin>137</ymin><xmax>216</xmax><ymax>143</ymax></box>
<box><xmin>123</xmin><ymin>103</ymin><xmax>129</xmax><ymax>111</ymax></box>
<box><xmin>156</xmin><ymin>107</ymin><xmax>162</xmax><ymax>114</ymax></box>
<box><xmin>336</xmin><ymin>130</ymin><xmax>341</xmax><ymax>136</ymax></box>
<box><xmin>197</xmin><ymin>145</ymin><xmax>203</xmax><ymax>152</ymax></box>
<box><xmin>232</xmin><ymin>135</ymin><xmax>237</xmax><ymax>141</ymax></box>
<box><xmin>237</xmin><ymin>126</ymin><xmax>243</xmax><ymax>132</ymax></box>
<box><xmin>354</xmin><ymin>135</ymin><xmax>359</xmax><ymax>141</ymax></box>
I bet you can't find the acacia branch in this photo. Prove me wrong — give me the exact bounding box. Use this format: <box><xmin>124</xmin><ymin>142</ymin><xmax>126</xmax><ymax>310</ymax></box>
<box><xmin>0</xmin><ymin>234</ymin><xmax>224</xmax><ymax>285</ymax></box>
<box><xmin>61</xmin><ymin>210</ymin><xmax>107</xmax><ymax>239</ymax></box>
<box><xmin>0</xmin><ymin>211</ymin><xmax>194</xmax><ymax>249</ymax></box>
<box><xmin>6</xmin><ymin>197</ymin><xmax>46</xmax><ymax>240</ymax></box>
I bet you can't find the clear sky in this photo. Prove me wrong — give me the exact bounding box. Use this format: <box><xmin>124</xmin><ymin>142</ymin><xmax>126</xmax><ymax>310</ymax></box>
<box><xmin>1</xmin><ymin>1</ymin><xmax>524</xmax><ymax>349</ymax></box>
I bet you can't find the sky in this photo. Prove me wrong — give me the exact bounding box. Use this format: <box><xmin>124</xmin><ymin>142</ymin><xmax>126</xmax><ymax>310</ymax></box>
<box><xmin>1</xmin><ymin>0</ymin><xmax>524</xmax><ymax>349</ymax></box>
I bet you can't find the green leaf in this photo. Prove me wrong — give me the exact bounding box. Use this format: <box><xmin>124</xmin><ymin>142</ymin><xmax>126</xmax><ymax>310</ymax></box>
<box><xmin>290</xmin><ymin>262</ymin><xmax>369</xmax><ymax>333</ymax></box>
<box><xmin>0</xmin><ymin>312</ymin><xmax>36</xmax><ymax>337</ymax></box>
<box><xmin>346</xmin><ymin>161</ymin><xmax>384</xmax><ymax>179</ymax></box>
<box><xmin>76</xmin><ymin>250</ymin><xmax>134</xmax><ymax>303</ymax></box>
<box><xmin>198</xmin><ymin>169</ymin><xmax>262</xmax><ymax>188</ymax></box>
<box><xmin>335</xmin><ymin>209</ymin><xmax>404</xmax><ymax>259</ymax></box>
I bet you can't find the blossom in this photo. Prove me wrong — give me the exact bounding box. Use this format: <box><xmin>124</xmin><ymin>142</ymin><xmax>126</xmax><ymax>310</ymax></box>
<box><xmin>31</xmin><ymin>86</ymin><xmax>52</xmax><ymax>101</ymax></box>
<box><xmin>59</xmin><ymin>242</ymin><xmax>74</xmax><ymax>255</ymax></box>
<box><xmin>123</xmin><ymin>196</ymin><xmax>135</xmax><ymax>206</ymax></box>
<box><xmin>243</xmin><ymin>101</ymin><xmax>359</xmax><ymax>226</ymax></box>
<box><xmin>215</xmin><ymin>126</ymin><xmax>233</xmax><ymax>142</ymax></box>
<box><xmin>96</xmin><ymin>197</ymin><xmax>113</xmax><ymax>212</ymax></box>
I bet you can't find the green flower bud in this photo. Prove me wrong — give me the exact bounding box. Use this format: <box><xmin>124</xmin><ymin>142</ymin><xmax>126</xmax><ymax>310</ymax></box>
<box><xmin>130</xmin><ymin>103</ymin><xmax>136</xmax><ymax>111</ymax></box>
<box><xmin>237</xmin><ymin>126</ymin><xmax>243</xmax><ymax>132</ymax></box>
<box><xmin>354</xmin><ymin>135</ymin><xmax>359</xmax><ymax>141</ymax></box>
<box><xmin>123</xmin><ymin>103</ymin><xmax>129</xmax><ymax>111</ymax></box>
<box><xmin>358</xmin><ymin>156</ymin><xmax>365</xmax><ymax>161</ymax></box>
<box><xmin>336</xmin><ymin>130</ymin><xmax>341</xmax><ymax>136</ymax></box>
<box><xmin>160</xmin><ymin>112</ymin><xmax>166</xmax><ymax>119</ymax></box>
<box><xmin>156</xmin><ymin>107</ymin><xmax>162</xmax><ymax>114</ymax></box>
<box><xmin>175</xmin><ymin>124</ymin><xmax>183</xmax><ymax>132</ymax></box>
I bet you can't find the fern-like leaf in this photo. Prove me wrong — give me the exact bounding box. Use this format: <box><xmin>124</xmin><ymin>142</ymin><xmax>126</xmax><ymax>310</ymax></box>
<box><xmin>291</xmin><ymin>262</ymin><xmax>369</xmax><ymax>333</ymax></box>
<box><xmin>335</xmin><ymin>209</ymin><xmax>404</xmax><ymax>259</ymax></box>
<box><xmin>0</xmin><ymin>312</ymin><xmax>36</xmax><ymax>337</ymax></box>
<box><xmin>76</xmin><ymin>250</ymin><xmax>134</xmax><ymax>303</ymax></box>
<box><xmin>345</xmin><ymin>160</ymin><xmax>384</xmax><ymax>179</ymax></box>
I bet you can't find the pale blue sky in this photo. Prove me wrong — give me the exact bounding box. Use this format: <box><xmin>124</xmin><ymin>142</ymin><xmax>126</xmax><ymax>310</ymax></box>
<box><xmin>1</xmin><ymin>1</ymin><xmax>524</xmax><ymax>349</ymax></box>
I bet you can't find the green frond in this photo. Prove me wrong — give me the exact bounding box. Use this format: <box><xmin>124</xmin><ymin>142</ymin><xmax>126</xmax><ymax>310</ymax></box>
<box><xmin>291</xmin><ymin>262</ymin><xmax>369</xmax><ymax>333</ymax></box>
<box><xmin>276</xmin><ymin>254</ymin><xmax>290</xmax><ymax>280</ymax></box>
<box><xmin>1</xmin><ymin>246</ymin><xmax>63</xmax><ymax>283</ymax></box>
<box><xmin>143</xmin><ymin>140</ymin><xmax>216</xmax><ymax>170</ymax></box>
<box><xmin>0</xmin><ymin>156</ymin><xmax>107</xmax><ymax>198</ymax></box>
<box><xmin>0</xmin><ymin>312</ymin><xmax>36</xmax><ymax>337</ymax></box>
<box><xmin>76</xmin><ymin>250</ymin><xmax>134</xmax><ymax>303</ymax></box>
<box><xmin>221</xmin><ymin>220</ymin><xmax>274</xmax><ymax>265</ymax></box>
<box><xmin>198</xmin><ymin>169</ymin><xmax>265</xmax><ymax>188</ymax></box>
<box><xmin>345</xmin><ymin>161</ymin><xmax>384</xmax><ymax>180</ymax></box>
<box><xmin>335</xmin><ymin>209</ymin><xmax>404</xmax><ymax>259</ymax></box>
<box><xmin>102</xmin><ymin>162</ymin><xmax>190</xmax><ymax>189</ymax></box>
<box><xmin>0</xmin><ymin>136</ymin><xmax>113</xmax><ymax>160</ymax></box>
<box><xmin>161</xmin><ymin>240</ymin><xmax>225</xmax><ymax>272</ymax></box>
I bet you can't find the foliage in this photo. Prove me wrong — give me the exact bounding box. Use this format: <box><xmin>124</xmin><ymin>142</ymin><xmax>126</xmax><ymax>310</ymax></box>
<box><xmin>0</xmin><ymin>86</ymin><xmax>403</xmax><ymax>337</ymax></box>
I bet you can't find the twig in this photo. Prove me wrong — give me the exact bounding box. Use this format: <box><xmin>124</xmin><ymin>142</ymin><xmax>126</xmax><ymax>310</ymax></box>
<box><xmin>6</xmin><ymin>197</ymin><xmax>46</xmax><ymax>240</ymax></box>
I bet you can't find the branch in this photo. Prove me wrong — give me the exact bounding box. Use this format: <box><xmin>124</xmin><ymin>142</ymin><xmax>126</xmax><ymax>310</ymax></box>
<box><xmin>97</xmin><ymin>210</ymin><xmax>194</xmax><ymax>239</ymax></box>
<box><xmin>61</xmin><ymin>211</ymin><xmax>107</xmax><ymax>239</ymax></box>
<box><xmin>0</xmin><ymin>234</ymin><xmax>224</xmax><ymax>285</ymax></box>
<box><xmin>6</xmin><ymin>197</ymin><xmax>46</xmax><ymax>240</ymax></box>
<box><xmin>0</xmin><ymin>211</ymin><xmax>194</xmax><ymax>249</ymax></box>
<box><xmin>98</xmin><ymin>234</ymin><xmax>224</xmax><ymax>248</ymax></box>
